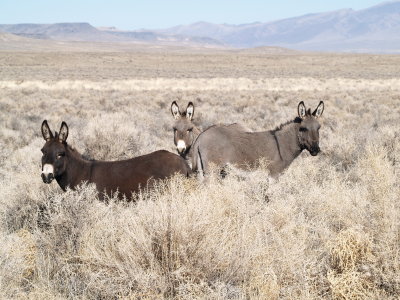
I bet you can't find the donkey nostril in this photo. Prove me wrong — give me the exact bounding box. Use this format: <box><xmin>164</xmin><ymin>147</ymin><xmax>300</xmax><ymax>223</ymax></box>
<box><xmin>309</xmin><ymin>145</ymin><xmax>320</xmax><ymax>156</ymax></box>
<box><xmin>41</xmin><ymin>172</ymin><xmax>54</xmax><ymax>183</ymax></box>
<box><xmin>177</xmin><ymin>147</ymin><xmax>186</xmax><ymax>154</ymax></box>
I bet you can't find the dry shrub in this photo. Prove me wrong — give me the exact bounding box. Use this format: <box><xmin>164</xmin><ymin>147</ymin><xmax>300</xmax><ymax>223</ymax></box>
<box><xmin>325</xmin><ymin>138</ymin><xmax>400</xmax><ymax>299</ymax></box>
<box><xmin>1</xmin><ymin>107</ymin><xmax>399</xmax><ymax>299</ymax></box>
<box><xmin>0</xmin><ymin>229</ymin><xmax>37</xmax><ymax>295</ymax></box>
<box><xmin>1</xmin><ymin>52</ymin><xmax>399</xmax><ymax>299</ymax></box>
<box><xmin>326</xmin><ymin>229</ymin><xmax>378</xmax><ymax>299</ymax></box>
<box><xmin>78</xmin><ymin>113</ymin><xmax>140</xmax><ymax>160</ymax></box>
<box><xmin>1</xmin><ymin>134</ymin><xmax>399</xmax><ymax>299</ymax></box>
<box><xmin>327</xmin><ymin>270</ymin><xmax>376</xmax><ymax>300</ymax></box>
<box><xmin>328</xmin><ymin>229</ymin><xmax>374</xmax><ymax>274</ymax></box>
<box><xmin>245</xmin><ymin>267</ymin><xmax>280</xmax><ymax>300</ymax></box>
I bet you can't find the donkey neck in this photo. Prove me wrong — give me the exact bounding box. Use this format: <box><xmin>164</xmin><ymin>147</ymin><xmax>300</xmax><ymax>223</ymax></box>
<box><xmin>271</xmin><ymin>120</ymin><xmax>303</xmax><ymax>162</ymax></box>
<box><xmin>193</xmin><ymin>125</ymin><xmax>201</xmax><ymax>138</ymax></box>
<box><xmin>185</xmin><ymin>125</ymin><xmax>202</xmax><ymax>160</ymax></box>
<box><xmin>55</xmin><ymin>145</ymin><xmax>92</xmax><ymax>191</ymax></box>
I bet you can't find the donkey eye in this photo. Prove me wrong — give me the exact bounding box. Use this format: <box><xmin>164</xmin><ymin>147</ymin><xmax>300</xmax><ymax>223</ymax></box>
<box><xmin>187</xmin><ymin>128</ymin><xmax>193</xmax><ymax>132</ymax></box>
<box><xmin>57</xmin><ymin>152</ymin><xmax>65</xmax><ymax>158</ymax></box>
<box><xmin>299</xmin><ymin>127</ymin><xmax>308</xmax><ymax>132</ymax></box>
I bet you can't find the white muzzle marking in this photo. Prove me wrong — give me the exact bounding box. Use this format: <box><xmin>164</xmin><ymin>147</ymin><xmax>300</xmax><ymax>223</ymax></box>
<box><xmin>42</xmin><ymin>164</ymin><xmax>54</xmax><ymax>176</ymax></box>
<box><xmin>177</xmin><ymin>140</ymin><xmax>186</xmax><ymax>153</ymax></box>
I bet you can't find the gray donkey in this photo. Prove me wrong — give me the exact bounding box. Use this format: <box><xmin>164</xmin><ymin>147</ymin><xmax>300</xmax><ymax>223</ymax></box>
<box><xmin>191</xmin><ymin>101</ymin><xmax>324</xmax><ymax>177</ymax></box>
<box><xmin>171</xmin><ymin>101</ymin><xmax>249</xmax><ymax>167</ymax></box>
<box><xmin>171</xmin><ymin>101</ymin><xmax>202</xmax><ymax>165</ymax></box>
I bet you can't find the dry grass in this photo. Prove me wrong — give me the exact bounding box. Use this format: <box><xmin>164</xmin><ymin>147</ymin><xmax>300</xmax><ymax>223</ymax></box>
<box><xmin>2</xmin><ymin>77</ymin><xmax>400</xmax><ymax>92</ymax></box>
<box><xmin>0</xmin><ymin>50</ymin><xmax>399</xmax><ymax>299</ymax></box>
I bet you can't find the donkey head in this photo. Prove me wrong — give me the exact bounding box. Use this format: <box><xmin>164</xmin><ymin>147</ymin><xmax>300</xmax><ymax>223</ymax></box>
<box><xmin>40</xmin><ymin>120</ymin><xmax>69</xmax><ymax>183</ymax></box>
<box><xmin>171</xmin><ymin>101</ymin><xmax>196</xmax><ymax>157</ymax></box>
<box><xmin>297</xmin><ymin>101</ymin><xmax>324</xmax><ymax>156</ymax></box>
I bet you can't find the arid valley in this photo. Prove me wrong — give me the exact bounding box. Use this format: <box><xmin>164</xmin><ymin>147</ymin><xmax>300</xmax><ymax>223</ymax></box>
<box><xmin>0</xmin><ymin>46</ymin><xmax>399</xmax><ymax>299</ymax></box>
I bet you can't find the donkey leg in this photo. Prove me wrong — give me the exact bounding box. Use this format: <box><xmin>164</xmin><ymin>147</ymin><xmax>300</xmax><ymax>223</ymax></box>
<box><xmin>196</xmin><ymin>153</ymin><xmax>205</xmax><ymax>181</ymax></box>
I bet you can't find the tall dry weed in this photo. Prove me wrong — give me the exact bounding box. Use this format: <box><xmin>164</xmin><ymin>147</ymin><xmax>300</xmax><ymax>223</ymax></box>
<box><xmin>0</xmin><ymin>52</ymin><xmax>399</xmax><ymax>299</ymax></box>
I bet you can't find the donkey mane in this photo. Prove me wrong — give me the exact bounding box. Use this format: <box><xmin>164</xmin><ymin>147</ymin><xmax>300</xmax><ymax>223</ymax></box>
<box><xmin>271</xmin><ymin>117</ymin><xmax>302</xmax><ymax>134</ymax></box>
<box><xmin>66</xmin><ymin>144</ymin><xmax>79</xmax><ymax>154</ymax></box>
<box><xmin>63</xmin><ymin>143</ymin><xmax>88</xmax><ymax>160</ymax></box>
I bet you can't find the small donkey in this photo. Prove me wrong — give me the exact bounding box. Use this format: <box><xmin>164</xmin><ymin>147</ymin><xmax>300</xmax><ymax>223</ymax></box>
<box><xmin>171</xmin><ymin>101</ymin><xmax>201</xmax><ymax>165</ymax></box>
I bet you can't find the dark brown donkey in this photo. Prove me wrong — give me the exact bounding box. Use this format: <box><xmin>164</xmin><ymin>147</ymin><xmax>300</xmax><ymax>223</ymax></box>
<box><xmin>171</xmin><ymin>101</ymin><xmax>201</xmax><ymax>164</ymax></box>
<box><xmin>191</xmin><ymin>101</ymin><xmax>324</xmax><ymax>178</ymax></box>
<box><xmin>40</xmin><ymin>120</ymin><xmax>191</xmax><ymax>199</ymax></box>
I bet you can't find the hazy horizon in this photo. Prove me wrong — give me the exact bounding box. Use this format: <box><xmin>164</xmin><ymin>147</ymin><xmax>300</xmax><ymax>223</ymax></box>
<box><xmin>1</xmin><ymin>0</ymin><xmax>391</xmax><ymax>30</ymax></box>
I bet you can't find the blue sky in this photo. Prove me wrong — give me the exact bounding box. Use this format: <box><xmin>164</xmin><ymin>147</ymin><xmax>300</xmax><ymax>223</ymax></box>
<box><xmin>1</xmin><ymin>0</ymin><xmax>388</xmax><ymax>30</ymax></box>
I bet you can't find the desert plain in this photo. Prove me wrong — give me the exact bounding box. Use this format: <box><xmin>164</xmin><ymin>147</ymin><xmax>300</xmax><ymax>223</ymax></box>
<box><xmin>0</xmin><ymin>46</ymin><xmax>399</xmax><ymax>299</ymax></box>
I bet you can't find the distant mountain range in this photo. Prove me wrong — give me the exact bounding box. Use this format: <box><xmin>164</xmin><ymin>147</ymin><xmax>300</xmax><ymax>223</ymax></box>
<box><xmin>159</xmin><ymin>1</ymin><xmax>400</xmax><ymax>52</ymax></box>
<box><xmin>1</xmin><ymin>1</ymin><xmax>400</xmax><ymax>52</ymax></box>
<box><xmin>0</xmin><ymin>23</ymin><xmax>223</xmax><ymax>47</ymax></box>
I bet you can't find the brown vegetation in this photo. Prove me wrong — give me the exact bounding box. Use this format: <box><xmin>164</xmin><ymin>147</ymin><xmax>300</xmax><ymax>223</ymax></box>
<box><xmin>0</xmin><ymin>50</ymin><xmax>399</xmax><ymax>299</ymax></box>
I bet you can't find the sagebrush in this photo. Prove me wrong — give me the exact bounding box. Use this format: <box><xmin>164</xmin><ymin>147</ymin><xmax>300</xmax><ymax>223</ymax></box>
<box><xmin>0</xmin><ymin>50</ymin><xmax>399</xmax><ymax>299</ymax></box>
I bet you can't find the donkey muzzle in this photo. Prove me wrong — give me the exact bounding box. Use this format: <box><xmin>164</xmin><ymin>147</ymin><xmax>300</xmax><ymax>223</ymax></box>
<box><xmin>310</xmin><ymin>144</ymin><xmax>320</xmax><ymax>156</ymax></box>
<box><xmin>176</xmin><ymin>140</ymin><xmax>187</xmax><ymax>155</ymax></box>
<box><xmin>41</xmin><ymin>172</ymin><xmax>54</xmax><ymax>184</ymax></box>
<box><xmin>42</xmin><ymin>163</ymin><xmax>55</xmax><ymax>183</ymax></box>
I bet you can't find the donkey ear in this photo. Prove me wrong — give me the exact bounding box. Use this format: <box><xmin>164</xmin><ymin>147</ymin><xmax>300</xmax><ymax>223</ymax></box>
<box><xmin>171</xmin><ymin>101</ymin><xmax>181</xmax><ymax>120</ymax></box>
<box><xmin>312</xmin><ymin>101</ymin><xmax>324</xmax><ymax>118</ymax></box>
<box><xmin>58</xmin><ymin>122</ymin><xmax>69</xmax><ymax>143</ymax></box>
<box><xmin>298</xmin><ymin>101</ymin><xmax>307</xmax><ymax>119</ymax></box>
<box><xmin>41</xmin><ymin>120</ymin><xmax>53</xmax><ymax>141</ymax></box>
<box><xmin>186</xmin><ymin>102</ymin><xmax>194</xmax><ymax>120</ymax></box>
